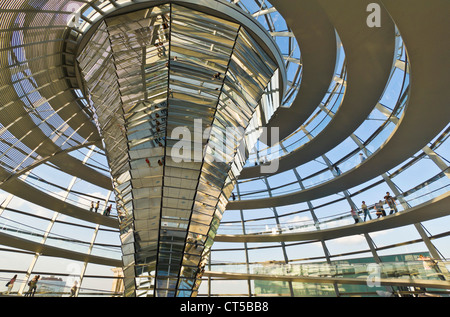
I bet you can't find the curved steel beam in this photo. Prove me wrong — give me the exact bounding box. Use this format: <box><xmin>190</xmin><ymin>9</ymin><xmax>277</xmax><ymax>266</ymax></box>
<box><xmin>0</xmin><ymin>176</ymin><xmax>119</xmax><ymax>229</ymax></box>
<box><xmin>0</xmin><ymin>231</ymin><xmax>122</xmax><ymax>267</ymax></box>
<box><xmin>227</xmin><ymin>0</ymin><xmax>450</xmax><ymax>208</ymax></box>
<box><xmin>241</xmin><ymin>0</ymin><xmax>395</xmax><ymax>179</ymax></box>
<box><xmin>262</xmin><ymin>0</ymin><xmax>336</xmax><ymax>138</ymax></box>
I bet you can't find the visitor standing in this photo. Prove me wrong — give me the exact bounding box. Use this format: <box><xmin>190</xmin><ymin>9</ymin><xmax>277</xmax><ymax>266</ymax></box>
<box><xmin>70</xmin><ymin>281</ymin><xmax>78</xmax><ymax>297</ymax></box>
<box><xmin>24</xmin><ymin>275</ymin><xmax>39</xmax><ymax>297</ymax></box>
<box><xmin>350</xmin><ymin>208</ymin><xmax>360</xmax><ymax>223</ymax></box>
<box><xmin>361</xmin><ymin>201</ymin><xmax>372</xmax><ymax>221</ymax></box>
<box><xmin>5</xmin><ymin>274</ymin><xmax>17</xmax><ymax>295</ymax></box>
<box><xmin>384</xmin><ymin>192</ymin><xmax>398</xmax><ymax>214</ymax></box>
<box><xmin>359</xmin><ymin>153</ymin><xmax>366</xmax><ymax>163</ymax></box>
<box><xmin>104</xmin><ymin>204</ymin><xmax>112</xmax><ymax>216</ymax></box>
<box><xmin>375</xmin><ymin>201</ymin><xmax>386</xmax><ymax>218</ymax></box>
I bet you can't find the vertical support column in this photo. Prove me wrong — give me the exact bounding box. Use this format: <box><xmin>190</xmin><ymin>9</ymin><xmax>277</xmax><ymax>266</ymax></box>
<box><xmin>380</xmin><ymin>156</ymin><xmax>445</xmax><ymax>263</ymax></box>
<box><xmin>321</xmin><ymin>153</ymin><xmax>360</xmax><ymax>220</ymax></box>
<box><xmin>310</xmin><ymin>152</ymin><xmax>343</xmax><ymax>295</ymax></box>
<box><xmin>414</xmin><ymin>224</ymin><xmax>441</xmax><ymax>260</ymax></box>
<box><xmin>76</xmin><ymin>189</ymin><xmax>114</xmax><ymax>297</ymax></box>
<box><xmin>235</xmin><ymin>183</ymin><xmax>253</xmax><ymax>296</ymax></box>
<box><xmin>283</xmin><ymin>137</ymin><xmax>340</xmax><ymax>296</ymax></box>
<box><xmin>363</xmin><ymin>233</ymin><xmax>395</xmax><ymax>294</ymax></box>
<box><xmin>280</xmin><ymin>144</ymin><xmax>320</xmax><ymax>229</ymax></box>
<box><xmin>0</xmin><ymin>193</ymin><xmax>15</xmax><ymax>217</ymax></box>
<box><xmin>375</xmin><ymin>106</ymin><xmax>449</xmax><ymax>276</ymax></box>
<box><xmin>18</xmin><ymin>146</ymin><xmax>100</xmax><ymax>296</ymax></box>
<box><xmin>292</xmin><ymin>168</ymin><xmax>339</xmax><ymax>296</ymax></box>
<box><xmin>320</xmin><ymin>240</ymin><xmax>341</xmax><ymax>296</ymax></box>
<box><xmin>19</xmin><ymin>175</ymin><xmax>77</xmax><ymax>295</ymax></box>
<box><xmin>261</xmin><ymin>177</ymin><xmax>294</xmax><ymax>296</ymax></box>
<box><xmin>347</xmin><ymin>119</ymin><xmax>406</xmax><ymax>292</ymax></box>
<box><xmin>422</xmin><ymin>146</ymin><xmax>449</xmax><ymax>178</ymax></box>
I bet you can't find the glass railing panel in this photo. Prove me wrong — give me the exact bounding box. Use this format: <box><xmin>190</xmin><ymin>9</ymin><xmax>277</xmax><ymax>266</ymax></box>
<box><xmin>401</xmin><ymin>175</ymin><xmax>450</xmax><ymax>208</ymax></box>
<box><xmin>220</xmin><ymin>171</ymin><xmax>448</xmax><ymax>235</ymax></box>
<box><xmin>89</xmin><ymin>245</ymin><xmax>123</xmax><ymax>260</ymax></box>
<box><xmin>364</xmin><ymin>121</ymin><xmax>396</xmax><ymax>154</ymax></box>
<box><xmin>301</xmin><ymin>170</ymin><xmax>334</xmax><ymax>189</ymax></box>
<box><xmin>208</xmin><ymin>259</ymin><xmax>449</xmax><ymax>282</ymax></box>
<box><xmin>270</xmin><ymin>183</ymin><xmax>302</xmax><ymax>197</ymax></box>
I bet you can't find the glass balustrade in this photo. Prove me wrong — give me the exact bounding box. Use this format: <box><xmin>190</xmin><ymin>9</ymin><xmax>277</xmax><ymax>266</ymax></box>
<box><xmin>208</xmin><ymin>259</ymin><xmax>450</xmax><ymax>282</ymax></box>
<box><xmin>218</xmin><ymin>170</ymin><xmax>449</xmax><ymax>235</ymax></box>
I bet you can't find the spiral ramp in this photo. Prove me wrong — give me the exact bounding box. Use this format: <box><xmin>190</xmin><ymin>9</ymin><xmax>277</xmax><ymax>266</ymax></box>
<box><xmin>0</xmin><ymin>0</ymin><xmax>448</xmax><ymax>297</ymax></box>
